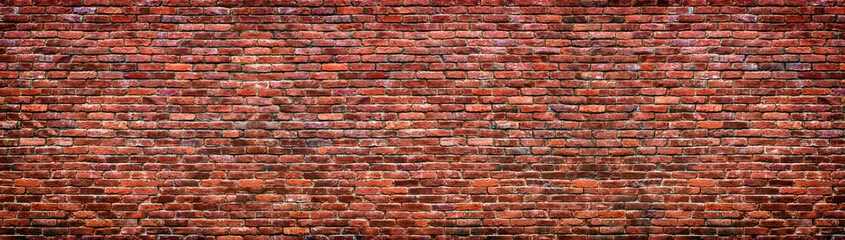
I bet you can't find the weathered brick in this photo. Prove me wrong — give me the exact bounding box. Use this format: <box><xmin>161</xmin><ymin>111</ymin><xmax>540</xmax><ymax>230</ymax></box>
<box><xmin>0</xmin><ymin>1</ymin><xmax>843</xmax><ymax>239</ymax></box>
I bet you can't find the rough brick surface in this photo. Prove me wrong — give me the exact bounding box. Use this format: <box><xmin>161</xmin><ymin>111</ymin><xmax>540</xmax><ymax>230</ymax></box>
<box><xmin>1</xmin><ymin>0</ymin><xmax>845</xmax><ymax>238</ymax></box>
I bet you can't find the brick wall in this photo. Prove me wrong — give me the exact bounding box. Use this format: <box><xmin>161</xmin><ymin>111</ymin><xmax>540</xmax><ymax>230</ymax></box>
<box><xmin>1</xmin><ymin>0</ymin><xmax>845</xmax><ymax>238</ymax></box>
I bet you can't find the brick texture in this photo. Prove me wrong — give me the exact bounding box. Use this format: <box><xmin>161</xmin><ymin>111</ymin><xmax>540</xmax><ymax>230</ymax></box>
<box><xmin>1</xmin><ymin>0</ymin><xmax>845</xmax><ymax>238</ymax></box>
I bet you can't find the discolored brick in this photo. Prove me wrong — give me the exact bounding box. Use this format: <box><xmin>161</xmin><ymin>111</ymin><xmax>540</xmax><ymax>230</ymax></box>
<box><xmin>0</xmin><ymin>1</ymin><xmax>843</xmax><ymax>239</ymax></box>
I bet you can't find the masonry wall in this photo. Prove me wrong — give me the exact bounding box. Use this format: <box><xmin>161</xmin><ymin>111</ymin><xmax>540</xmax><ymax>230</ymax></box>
<box><xmin>1</xmin><ymin>0</ymin><xmax>845</xmax><ymax>238</ymax></box>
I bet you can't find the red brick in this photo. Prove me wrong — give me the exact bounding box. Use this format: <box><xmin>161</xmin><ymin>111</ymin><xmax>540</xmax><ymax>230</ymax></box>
<box><xmin>0</xmin><ymin>2</ymin><xmax>841</xmax><ymax>239</ymax></box>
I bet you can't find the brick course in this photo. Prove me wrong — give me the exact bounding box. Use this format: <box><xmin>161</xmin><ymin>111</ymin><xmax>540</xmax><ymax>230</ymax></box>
<box><xmin>1</xmin><ymin>0</ymin><xmax>845</xmax><ymax>238</ymax></box>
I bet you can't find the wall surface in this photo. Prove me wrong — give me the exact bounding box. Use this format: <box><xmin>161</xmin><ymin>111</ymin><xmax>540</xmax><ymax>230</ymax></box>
<box><xmin>1</xmin><ymin>0</ymin><xmax>845</xmax><ymax>238</ymax></box>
